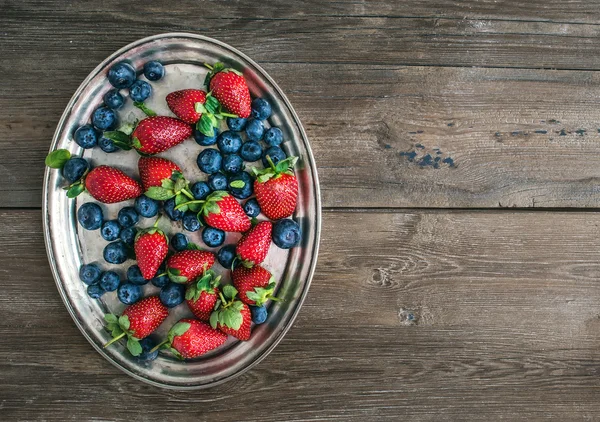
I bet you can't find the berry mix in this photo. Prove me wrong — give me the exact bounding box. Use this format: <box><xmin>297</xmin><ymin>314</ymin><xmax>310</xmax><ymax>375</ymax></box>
<box><xmin>46</xmin><ymin>59</ymin><xmax>303</xmax><ymax>360</ymax></box>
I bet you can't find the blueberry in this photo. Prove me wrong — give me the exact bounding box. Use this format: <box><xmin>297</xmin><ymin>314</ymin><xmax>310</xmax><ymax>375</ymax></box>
<box><xmin>164</xmin><ymin>198</ymin><xmax>184</xmax><ymax>221</ymax></box>
<box><xmin>108</xmin><ymin>61</ymin><xmax>136</xmax><ymax>89</ymax></box>
<box><xmin>134</xmin><ymin>195</ymin><xmax>159</xmax><ymax>218</ymax></box>
<box><xmin>120</xmin><ymin>227</ymin><xmax>137</xmax><ymax>246</ymax></box>
<box><xmin>143</xmin><ymin>60</ymin><xmax>165</xmax><ymax>81</ymax></box>
<box><xmin>104</xmin><ymin>241</ymin><xmax>129</xmax><ymax>264</ymax></box>
<box><xmin>245</xmin><ymin>119</ymin><xmax>264</xmax><ymax>142</ymax></box>
<box><xmin>243</xmin><ymin>198</ymin><xmax>261</xmax><ymax>217</ymax></box>
<box><xmin>222</xmin><ymin>154</ymin><xmax>244</xmax><ymax>174</ymax></box>
<box><xmin>74</xmin><ymin>124</ymin><xmax>99</xmax><ymax>149</ymax></box>
<box><xmin>251</xmin><ymin>98</ymin><xmax>272</xmax><ymax>121</ymax></box>
<box><xmin>136</xmin><ymin>337</ymin><xmax>159</xmax><ymax>361</ymax></box>
<box><xmin>228</xmin><ymin>172</ymin><xmax>253</xmax><ymax>199</ymax></box>
<box><xmin>98</xmin><ymin>136</ymin><xmax>120</xmax><ymax>153</ymax></box>
<box><xmin>193</xmin><ymin>127</ymin><xmax>218</xmax><ymax>146</ymax></box>
<box><xmin>202</xmin><ymin>226</ymin><xmax>225</xmax><ymax>247</ymax></box>
<box><xmin>191</xmin><ymin>181</ymin><xmax>212</xmax><ymax>200</ymax></box>
<box><xmin>197</xmin><ymin>148</ymin><xmax>223</xmax><ymax>174</ymax></box>
<box><xmin>87</xmin><ymin>284</ymin><xmax>105</xmax><ymax>299</ymax></box>
<box><xmin>272</xmin><ymin>219</ymin><xmax>302</xmax><ymax>249</ymax></box>
<box><xmin>77</xmin><ymin>203</ymin><xmax>103</xmax><ymax>230</ymax></box>
<box><xmin>118</xmin><ymin>206</ymin><xmax>139</xmax><ymax>228</ymax></box>
<box><xmin>127</xmin><ymin>264</ymin><xmax>149</xmax><ymax>285</ymax></box>
<box><xmin>208</xmin><ymin>173</ymin><xmax>228</xmax><ymax>191</ymax></box>
<box><xmin>217</xmin><ymin>244</ymin><xmax>237</xmax><ymax>269</ymax></box>
<box><xmin>171</xmin><ymin>233</ymin><xmax>189</xmax><ymax>251</ymax></box>
<box><xmin>151</xmin><ymin>274</ymin><xmax>170</xmax><ymax>288</ymax></box>
<box><xmin>79</xmin><ymin>264</ymin><xmax>101</xmax><ymax>285</ymax></box>
<box><xmin>217</xmin><ymin>131</ymin><xmax>243</xmax><ymax>154</ymax></box>
<box><xmin>240</xmin><ymin>141</ymin><xmax>262</xmax><ymax>162</ymax></box>
<box><xmin>262</xmin><ymin>146</ymin><xmax>287</xmax><ymax>167</ymax></box>
<box><xmin>227</xmin><ymin>117</ymin><xmax>247</xmax><ymax>132</ymax></box>
<box><xmin>100</xmin><ymin>220</ymin><xmax>121</xmax><ymax>241</ymax></box>
<box><xmin>183</xmin><ymin>212</ymin><xmax>201</xmax><ymax>232</ymax></box>
<box><xmin>103</xmin><ymin>89</ymin><xmax>125</xmax><ymax>110</ymax></box>
<box><xmin>92</xmin><ymin>106</ymin><xmax>118</xmax><ymax>131</ymax></box>
<box><xmin>250</xmin><ymin>305</ymin><xmax>268</xmax><ymax>324</ymax></box>
<box><xmin>99</xmin><ymin>271</ymin><xmax>120</xmax><ymax>292</ymax></box>
<box><xmin>264</xmin><ymin>127</ymin><xmax>283</xmax><ymax>146</ymax></box>
<box><xmin>160</xmin><ymin>283</ymin><xmax>186</xmax><ymax>308</ymax></box>
<box><xmin>61</xmin><ymin>158</ymin><xmax>89</xmax><ymax>183</ymax></box>
<box><xmin>117</xmin><ymin>282</ymin><xmax>142</xmax><ymax>305</ymax></box>
<box><xmin>129</xmin><ymin>80</ymin><xmax>152</xmax><ymax>102</ymax></box>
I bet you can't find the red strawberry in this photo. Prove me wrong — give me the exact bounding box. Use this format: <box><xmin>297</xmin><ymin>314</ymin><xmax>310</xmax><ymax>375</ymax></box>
<box><xmin>186</xmin><ymin>270</ymin><xmax>221</xmax><ymax>321</ymax></box>
<box><xmin>166</xmin><ymin>249</ymin><xmax>215</xmax><ymax>284</ymax></box>
<box><xmin>104</xmin><ymin>296</ymin><xmax>169</xmax><ymax>356</ymax></box>
<box><xmin>131</xmin><ymin>116</ymin><xmax>192</xmax><ymax>155</ymax></box>
<box><xmin>236</xmin><ymin>221</ymin><xmax>272</xmax><ymax>267</ymax></box>
<box><xmin>166</xmin><ymin>89</ymin><xmax>207</xmax><ymax>124</ymax></box>
<box><xmin>210</xmin><ymin>285</ymin><xmax>252</xmax><ymax>341</ymax></box>
<box><xmin>157</xmin><ymin>319</ymin><xmax>227</xmax><ymax>359</ymax></box>
<box><xmin>205</xmin><ymin>63</ymin><xmax>251</xmax><ymax>118</ymax></box>
<box><xmin>232</xmin><ymin>265</ymin><xmax>277</xmax><ymax>306</ymax></box>
<box><xmin>84</xmin><ymin>165</ymin><xmax>142</xmax><ymax>204</ymax></box>
<box><xmin>138</xmin><ymin>156</ymin><xmax>181</xmax><ymax>191</ymax></box>
<box><xmin>196</xmin><ymin>191</ymin><xmax>251</xmax><ymax>232</ymax></box>
<box><xmin>134</xmin><ymin>221</ymin><xmax>168</xmax><ymax>280</ymax></box>
<box><xmin>253</xmin><ymin>156</ymin><xmax>299</xmax><ymax>220</ymax></box>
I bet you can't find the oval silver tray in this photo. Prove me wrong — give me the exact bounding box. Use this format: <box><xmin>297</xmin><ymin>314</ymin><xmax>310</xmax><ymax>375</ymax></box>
<box><xmin>42</xmin><ymin>33</ymin><xmax>321</xmax><ymax>389</ymax></box>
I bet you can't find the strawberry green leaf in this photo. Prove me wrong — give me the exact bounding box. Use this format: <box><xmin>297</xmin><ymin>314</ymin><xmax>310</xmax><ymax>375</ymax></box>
<box><xmin>205</xmin><ymin>202</ymin><xmax>220</xmax><ymax>215</ymax></box>
<box><xmin>186</xmin><ymin>242</ymin><xmax>200</xmax><ymax>251</ymax></box>
<box><xmin>111</xmin><ymin>326</ymin><xmax>124</xmax><ymax>338</ymax></box>
<box><xmin>45</xmin><ymin>149</ymin><xmax>71</xmax><ymax>169</ymax></box>
<box><xmin>104</xmin><ymin>314</ymin><xmax>118</xmax><ymax>324</ymax></box>
<box><xmin>209</xmin><ymin>311</ymin><xmax>219</xmax><ymax>329</ymax></box>
<box><xmin>194</xmin><ymin>102</ymin><xmax>207</xmax><ymax>114</ymax></box>
<box><xmin>161</xmin><ymin>179</ymin><xmax>176</xmax><ymax>190</ymax></box>
<box><xmin>168</xmin><ymin>268</ymin><xmax>188</xmax><ymax>284</ymax></box>
<box><xmin>174</xmin><ymin>178</ymin><xmax>187</xmax><ymax>193</ymax></box>
<box><xmin>171</xmin><ymin>322</ymin><xmax>191</xmax><ymax>337</ymax></box>
<box><xmin>205</xmin><ymin>95</ymin><xmax>220</xmax><ymax>115</ymax></box>
<box><xmin>229</xmin><ymin>180</ymin><xmax>245</xmax><ymax>189</ymax></box>
<box><xmin>127</xmin><ymin>337</ymin><xmax>143</xmax><ymax>356</ymax></box>
<box><xmin>134</xmin><ymin>102</ymin><xmax>157</xmax><ymax>117</ymax></box>
<box><xmin>214</xmin><ymin>299</ymin><xmax>222</xmax><ymax>310</ymax></box>
<box><xmin>197</xmin><ymin>114</ymin><xmax>215</xmax><ymax>137</ymax></box>
<box><xmin>131</xmin><ymin>137</ymin><xmax>143</xmax><ymax>150</ymax></box>
<box><xmin>118</xmin><ymin>120</ymin><xmax>138</xmax><ymax>135</ymax></box>
<box><xmin>246</xmin><ymin>291</ymin><xmax>261</xmax><ymax>302</ymax></box>
<box><xmin>175</xmin><ymin>193</ymin><xmax>188</xmax><ymax>206</ymax></box>
<box><xmin>257</xmin><ymin>173</ymin><xmax>275</xmax><ymax>183</ymax></box>
<box><xmin>168</xmin><ymin>347</ymin><xmax>184</xmax><ymax>360</ymax></box>
<box><xmin>184</xmin><ymin>287</ymin><xmax>195</xmax><ymax>301</ymax></box>
<box><xmin>222</xmin><ymin>284</ymin><xmax>238</xmax><ymax>300</ymax></box>
<box><xmin>118</xmin><ymin>315</ymin><xmax>130</xmax><ymax>331</ymax></box>
<box><xmin>208</xmin><ymin>114</ymin><xmax>218</xmax><ymax>128</ymax></box>
<box><xmin>222</xmin><ymin>308</ymin><xmax>242</xmax><ymax>330</ymax></box>
<box><xmin>145</xmin><ymin>187</ymin><xmax>175</xmax><ymax>201</ymax></box>
<box><xmin>188</xmin><ymin>202</ymin><xmax>202</xmax><ymax>213</ymax></box>
<box><xmin>66</xmin><ymin>183</ymin><xmax>85</xmax><ymax>198</ymax></box>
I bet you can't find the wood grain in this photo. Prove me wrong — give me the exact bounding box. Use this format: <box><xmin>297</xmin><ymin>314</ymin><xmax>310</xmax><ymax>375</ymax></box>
<box><xmin>2</xmin><ymin>210</ymin><xmax>600</xmax><ymax>421</ymax></box>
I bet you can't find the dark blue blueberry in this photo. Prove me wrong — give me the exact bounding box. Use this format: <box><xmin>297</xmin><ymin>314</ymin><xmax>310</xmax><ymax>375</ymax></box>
<box><xmin>227</xmin><ymin>117</ymin><xmax>247</xmax><ymax>132</ymax></box>
<box><xmin>217</xmin><ymin>244</ymin><xmax>237</xmax><ymax>269</ymax></box>
<box><xmin>264</xmin><ymin>127</ymin><xmax>283</xmax><ymax>146</ymax></box>
<box><xmin>79</xmin><ymin>264</ymin><xmax>101</xmax><ymax>285</ymax></box>
<box><xmin>98</xmin><ymin>136</ymin><xmax>120</xmax><ymax>153</ymax></box>
<box><xmin>251</xmin><ymin>98</ymin><xmax>272</xmax><ymax>121</ymax></box>
<box><xmin>74</xmin><ymin>124</ymin><xmax>99</xmax><ymax>149</ymax></box>
<box><xmin>127</xmin><ymin>265</ymin><xmax>149</xmax><ymax>285</ymax></box>
<box><xmin>117</xmin><ymin>282</ymin><xmax>142</xmax><ymax>305</ymax></box>
<box><xmin>272</xmin><ymin>219</ymin><xmax>302</xmax><ymax>249</ymax></box>
<box><xmin>250</xmin><ymin>305</ymin><xmax>268</xmax><ymax>324</ymax></box>
<box><xmin>136</xmin><ymin>337</ymin><xmax>159</xmax><ymax>361</ymax></box>
<box><xmin>193</xmin><ymin>127</ymin><xmax>218</xmax><ymax>146</ymax></box>
<box><xmin>191</xmin><ymin>181</ymin><xmax>212</xmax><ymax>200</ymax></box>
<box><xmin>208</xmin><ymin>173</ymin><xmax>228</xmax><ymax>191</ymax></box>
<box><xmin>120</xmin><ymin>227</ymin><xmax>137</xmax><ymax>246</ymax></box>
<box><xmin>108</xmin><ymin>61</ymin><xmax>136</xmax><ymax>89</ymax></box>
<box><xmin>163</xmin><ymin>198</ymin><xmax>184</xmax><ymax>221</ymax></box>
<box><xmin>222</xmin><ymin>154</ymin><xmax>244</xmax><ymax>174</ymax></box>
<box><xmin>87</xmin><ymin>284</ymin><xmax>105</xmax><ymax>299</ymax></box>
<box><xmin>118</xmin><ymin>206</ymin><xmax>139</xmax><ymax>228</ymax></box>
<box><xmin>262</xmin><ymin>146</ymin><xmax>287</xmax><ymax>167</ymax></box>
<box><xmin>243</xmin><ymin>198</ymin><xmax>261</xmax><ymax>217</ymax></box>
<box><xmin>245</xmin><ymin>119</ymin><xmax>264</xmax><ymax>142</ymax></box>
<box><xmin>129</xmin><ymin>80</ymin><xmax>152</xmax><ymax>102</ymax></box>
<box><xmin>61</xmin><ymin>158</ymin><xmax>89</xmax><ymax>183</ymax></box>
<box><xmin>202</xmin><ymin>226</ymin><xmax>225</xmax><ymax>247</ymax></box>
<box><xmin>151</xmin><ymin>274</ymin><xmax>170</xmax><ymax>288</ymax></box>
<box><xmin>92</xmin><ymin>106</ymin><xmax>118</xmax><ymax>131</ymax></box>
<box><xmin>134</xmin><ymin>195</ymin><xmax>159</xmax><ymax>218</ymax></box>
<box><xmin>197</xmin><ymin>148</ymin><xmax>223</xmax><ymax>174</ymax></box>
<box><xmin>77</xmin><ymin>203</ymin><xmax>103</xmax><ymax>230</ymax></box>
<box><xmin>171</xmin><ymin>233</ymin><xmax>188</xmax><ymax>251</ymax></box>
<box><xmin>103</xmin><ymin>241</ymin><xmax>129</xmax><ymax>264</ymax></box>
<box><xmin>240</xmin><ymin>141</ymin><xmax>262</xmax><ymax>162</ymax></box>
<box><xmin>160</xmin><ymin>283</ymin><xmax>186</xmax><ymax>308</ymax></box>
<box><xmin>183</xmin><ymin>212</ymin><xmax>201</xmax><ymax>232</ymax></box>
<box><xmin>228</xmin><ymin>172</ymin><xmax>253</xmax><ymax>199</ymax></box>
<box><xmin>100</xmin><ymin>220</ymin><xmax>121</xmax><ymax>241</ymax></box>
<box><xmin>99</xmin><ymin>271</ymin><xmax>120</xmax><ymax>292</ymax></box>
<box><xmin>217</xmin><ymin>131</ymin><xmax>243</xmax><ymax>154</ymax></box>
<box><xmin>143</xmin><ymin>60</ymin><xmax>165</xmax><ymax>81</ymax></box>
<box><xmin>103</xmin><ymin>89</ymin><xmax>125</xmax><ymax>110</ymax></box>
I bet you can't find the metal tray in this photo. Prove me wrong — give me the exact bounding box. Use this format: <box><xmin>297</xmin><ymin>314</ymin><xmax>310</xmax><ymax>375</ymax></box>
<box><xmin>42</xmin><ymin>33</ymin><xmax>321</xmax><ymax>389</ymax></box>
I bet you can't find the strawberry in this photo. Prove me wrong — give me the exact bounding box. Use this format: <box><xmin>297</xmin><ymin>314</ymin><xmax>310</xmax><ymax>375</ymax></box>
<box><xmin>155</xmin><ymin>319</ymin><xmax>227</xmax><ymax>359</ymax></box>
<box><xmin>134</xmin><ymin>219</ymin><xmax>168</xmax><ymax>280</ymax></box>
<box><xmin>253</xmin><ymin>156</ymin><xmax>299</xmax><ymax>220</ymax></box>
<box><xmin>166</xmin><ymin>249</ymin><xmax>215</xmax><ymax>284</ymax></box>
<box><xmin>138</xmin><ymin>156</ymin><xmax>181</xmax><ymax>191</ymax></box>
<box><xmin>236</xmin><ymin>221</ymin><xmax>272</xmax><ymax>267</ymax></box>
<box><xmin>104</xmin><ymin>296</ymin><xmax>169</xmax><ymax>356</ymax></box>
<box><xmin>131</xmin><ymin>116</ymin><xmax>192</xmax><ymax>155</ymax></box>
<box><xmin>232</xmin><ymin>265</ymin><xmax>277</xmax><ymax>306</ymax></box>
<box><xmin>205</xmin><ymin>62</ymin><xmax>251</xmax><ymax>118</ymax></box>
<box><xmin>211</xmin><ymin>285</ymin><xmax>252</xmax><ymax>341</ymax></box>
<box><xmin>166</xmin><ymin>89</ymin><xmax>207</xmax><ymax>124</ymax></box>
<box><xmin>186</xmin><ymin>270</ymin><xmax>221</xmax><ymax>321</ymax></box>
<box><xmin>84</xmin><ymin>165</ymin><xmax>142</xmax><ymax>204</ymax></box>
<box><xmin>181</xmin><ymin>191</ymin><xmax>250</xmax><ymax>232</ymax></box>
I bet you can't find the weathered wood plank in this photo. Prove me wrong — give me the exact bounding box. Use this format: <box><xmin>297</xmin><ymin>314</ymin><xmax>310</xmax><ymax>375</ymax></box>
<box><xmin>2</xmin><ymin>210</ymin><xmax>600</xmax><ymax>420</ymax></box>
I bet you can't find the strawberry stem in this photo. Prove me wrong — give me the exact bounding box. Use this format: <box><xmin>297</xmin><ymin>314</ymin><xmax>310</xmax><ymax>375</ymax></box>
<box><xmin>181</xmin><ymin>188</ymin><xmax>195</xmax><ymax>200</ymax></box>
<box><xmin>204</xmin><ymin>63</ymin><xmax>214</xmax><ymax>71</ymax></box>
<box><xmin>103</xmin><ymin>332</ymin><xmax>126</xmax><ymax>348</ymax></box>
<box><xmin>149</xmin><ymin>339</ymin><xmax>169</xmax><ymax>354</ymax></box>
<box><xmin>220</xmin><ymin>112</ymin><xmax>238</xmax><ymax>118</ymax></box>
<box><xmin>175</xmin><ymin>199</ymin><xmax>204</xmax><ymax>211</ymax></box>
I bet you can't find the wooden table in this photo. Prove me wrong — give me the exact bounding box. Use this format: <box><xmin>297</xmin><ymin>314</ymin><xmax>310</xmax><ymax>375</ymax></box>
<box><xmin>3</xmin><ymin>1</ymin><xmax>600</xmax><ymax>420</ymax></box>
